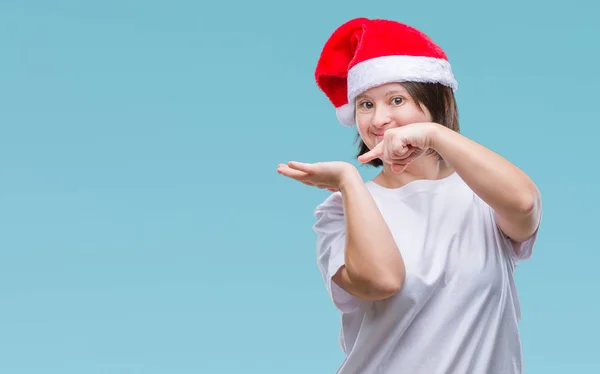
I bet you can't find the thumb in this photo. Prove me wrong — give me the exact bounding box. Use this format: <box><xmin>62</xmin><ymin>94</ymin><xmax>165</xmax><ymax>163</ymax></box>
<box><xmin>358</xmin><ymin>142</ymin><xmax>383</xmax><ymax>163</ymax></box>
<box><xmin>287</xmin><ymin>161</ymin><xmax>314</xmax><ymax>173</ymax></box>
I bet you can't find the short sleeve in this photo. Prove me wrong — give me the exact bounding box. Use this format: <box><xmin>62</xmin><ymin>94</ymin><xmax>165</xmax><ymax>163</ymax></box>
<box><xmin>501</xmin><ymin>202</ymin><xmax>543</xmax><ymax>264</ymax></box>
<box><xmin>313</xmin><ymin>192</ymin><xmax>359</xmax><ymax>313</ymax></box>
<box><xmin>474</xmin><ymin>192</ymin><xmax>541</xmax><ymax>264</ymax></box>
<box><xmin>507</xmin><ymin>221</ymin><xmax>539</xmax><ymax>262</ymax></box>
<box><xmin>493</xmin><ymin>205</ymin><xmax>541</xmax><ymax>264</ymax></box>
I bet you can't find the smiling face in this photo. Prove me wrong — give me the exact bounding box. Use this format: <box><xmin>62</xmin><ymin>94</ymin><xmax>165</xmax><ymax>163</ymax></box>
<box><xmin>353</xmin><ymin>81</ymin><xmax>460</xmax><ymax>167</ymax></box>
<box><xmin>354</xmin><ymin>82</ymin><xmax>432</xmax><ymax>151</ymax></box>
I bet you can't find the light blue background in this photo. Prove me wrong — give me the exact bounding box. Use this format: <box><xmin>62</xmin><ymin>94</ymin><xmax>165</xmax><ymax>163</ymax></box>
<box><xmin>1</xmin><ymin>1</ymin><xmax>598</xmax><ymax>373</ymax></box>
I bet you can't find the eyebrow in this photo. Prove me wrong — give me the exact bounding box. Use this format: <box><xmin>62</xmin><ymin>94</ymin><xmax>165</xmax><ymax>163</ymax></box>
<box><xmin>385</xmin><ymin>90</ymin><xmax>407</xmax><ymax>96</ymax></box>
<box><xmin>356</xmin><ymin>89</ymin><xmax>408</xmax><ymax>101</ymax></box>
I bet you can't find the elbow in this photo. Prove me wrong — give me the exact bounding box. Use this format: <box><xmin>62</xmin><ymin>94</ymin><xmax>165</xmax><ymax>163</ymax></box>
<box><xmin>517</xmin><ymin>196</ymin><xmax>535</xmax><ymax>216</ymax></box>
<box><xmin>344</xmin><ymin>242</ymin><xmax>407</xmax><ymax>300</ymax></box>
<box><xmin>516</xmin><ymin>188</ymin><xmax>541</xmax><ymax>216</ymax></box>
<box><xmin>373</xmin><ymin>272</ymin><xmax>405</xmax><ymax>299</ymax></box>
<box><xmin>350</xmin><ymin>267</ymin><xmax>406</xmax><ymax>300</ymax></box>
<box><xmin>508</xmin><ymin>180</ymin><xmax>541</xmax><ymax>216</ymax></box>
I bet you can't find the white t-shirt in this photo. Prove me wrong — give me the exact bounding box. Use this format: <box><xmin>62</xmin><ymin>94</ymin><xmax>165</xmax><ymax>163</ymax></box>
<box><xmin>313</xmin><ymin>172</ymin><xmax>539</xmax><ymax>374</ymax></box>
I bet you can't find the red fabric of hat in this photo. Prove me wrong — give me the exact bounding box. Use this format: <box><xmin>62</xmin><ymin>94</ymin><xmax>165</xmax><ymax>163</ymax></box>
<box><xmin>315</xmin><ymin>18</ymin><xmax>458</xmax><ymax>127</ymax></box>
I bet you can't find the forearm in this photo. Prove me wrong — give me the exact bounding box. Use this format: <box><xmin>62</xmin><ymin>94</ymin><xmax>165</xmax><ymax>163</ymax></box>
<box><xmin>431</xmin><ymin>124</ymin><xmax>541</xmax><ymax>235</ymax></box>
<box><xmin>338</xmin><ymin>170</ymin><xmax>405</xmax><ymax>296</ymax></box>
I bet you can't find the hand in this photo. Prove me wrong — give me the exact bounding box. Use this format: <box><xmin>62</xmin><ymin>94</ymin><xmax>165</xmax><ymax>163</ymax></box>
<box><xmin>358</xmin><ymin>122</ymin><xmax>438</xmax><ymax>172</ymax></box>
<box><xmin>277</xmin><ymin>161</ymin><xmax>358</xmax><ymax>192</ymax></box>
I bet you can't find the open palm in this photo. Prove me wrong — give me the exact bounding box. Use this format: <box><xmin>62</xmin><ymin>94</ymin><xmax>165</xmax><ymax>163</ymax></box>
<box><xmin>277</xmin><ymin>161</ymin><xmax>357</xmax><ymax>192</ymax></box>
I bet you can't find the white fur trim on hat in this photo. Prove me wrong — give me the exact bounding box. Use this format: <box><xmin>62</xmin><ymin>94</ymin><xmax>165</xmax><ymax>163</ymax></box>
<box><xmin>347</xmin><ymin>55</ymin><xmax>458</xmax><ymax>105</ymax></box>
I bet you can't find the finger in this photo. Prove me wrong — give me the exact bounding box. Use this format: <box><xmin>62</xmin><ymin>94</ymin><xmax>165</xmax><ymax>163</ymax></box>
<box><xmin>384</xmin><ymin>138</ymin><xmax>395</xmax><ymax>165</ymax></box>
<box><xmin>390</xmin><ymin>151</ymin><xmax>423</xmax><ymax>172</ymax></box>
<box><xmin>391</xmin><ymin>163</ymin><xmax>408</xmax><ymax>173</ymax></box>
<box><xmin>277</xmin><ymin>164</ymin><xmax>309</xmax><ymax>180</ymax></box>
<box><xmin>390</xmin><ymin>142</ymin><xmax>412</xmax><ymax>161</ymax></box>
<box><xmin>390</xmin><ymin>148</ymin><xmax>415</xmax><ymax>162</ymax></box>
<box><xmin>327</xmin><ymin>188</ymin><xmax>339</xmax><ymax>193</ymax></box>
<box><xmin>400</xmin><ymin>150</ymin><xmax>424</xmax><ymax>164</ymax></box>
<box><xmin>287</xmin><ymin>161</ymin><xmax>315</xmax><ymax>174</ymax></box>
<box><xmin>358</xmin><ymin>142</ymin><xmax>384</xmax><ymax>163</ymax></box>
<box><xmin>396</xmin><ymin>145</ymin><xmax>411</xmax><ymax>158</ymax></box>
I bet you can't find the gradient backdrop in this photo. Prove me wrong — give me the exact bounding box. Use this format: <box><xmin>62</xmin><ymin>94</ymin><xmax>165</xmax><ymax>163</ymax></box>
<box><xmin>1</xmin><ymin>1</ymin><xmax>598</xmax><ymax>373</ymax></box>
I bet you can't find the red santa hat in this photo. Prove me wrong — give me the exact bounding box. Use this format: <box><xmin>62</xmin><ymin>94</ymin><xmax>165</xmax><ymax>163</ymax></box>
<box><xmin>314</xmin><ymin>18</ymin><xmax>458</xmax><ymax>127</ymax></box>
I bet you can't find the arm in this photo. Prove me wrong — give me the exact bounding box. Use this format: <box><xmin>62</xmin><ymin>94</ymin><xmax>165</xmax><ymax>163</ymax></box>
<box><xmin>333</xmin><ymin>168</ymin><xmax>406</xmax><ymax>300</ymax></box>
<box><xmin>277</xmin><ymin>160</ymin><xmax>405</xmax><ymax>300</ymax></box>
<box><xmin>430</xmin><ymin>124</ymin><xmax>542</xmax><ymax>245</ymax></box>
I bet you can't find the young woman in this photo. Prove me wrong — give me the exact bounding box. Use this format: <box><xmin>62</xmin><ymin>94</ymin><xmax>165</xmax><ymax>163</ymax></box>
<box><xmin>277</xmin><ymin>18</ymin><xmax>542</xmax><ymax>373</ymax></box>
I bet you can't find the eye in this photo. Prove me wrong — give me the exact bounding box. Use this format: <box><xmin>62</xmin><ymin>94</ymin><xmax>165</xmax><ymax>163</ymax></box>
<box><xmin>391</xmin><ymin>97</ymin><xmax>404</xmax><ymax>106</ymax></box>
<box><xmin>359</xmin><ymin>101</ymin><xmax>373</xmax><ymax>110</ymax></box>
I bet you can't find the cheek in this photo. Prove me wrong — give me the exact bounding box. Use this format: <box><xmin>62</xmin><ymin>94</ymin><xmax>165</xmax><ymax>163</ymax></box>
<box><xmin>355</xmin><ymin>119</ymin><xmax>370</xmax><ymax>141</ymax></box>
<box><xmin>415</xmin><ymin>109</ymin><xmax>432</xmax><ymax>123</ymax></box>
<box><xmin>393</xmin><ymin>107</ymin><xmax>432</xmax><ymax>124</ymax></box>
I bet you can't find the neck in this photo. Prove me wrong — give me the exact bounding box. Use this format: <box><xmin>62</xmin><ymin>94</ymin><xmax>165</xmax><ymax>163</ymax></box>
<box><xmin>374</xmin><ymin>154</ymin><xmax>454</xmax><ymax>189</ymax></box>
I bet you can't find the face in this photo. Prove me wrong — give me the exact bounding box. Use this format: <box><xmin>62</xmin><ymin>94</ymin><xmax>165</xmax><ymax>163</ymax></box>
<box><xmin>355</xmin><ymin>82</ymin><xmax>432</xmax><ymax>150</ymax></box>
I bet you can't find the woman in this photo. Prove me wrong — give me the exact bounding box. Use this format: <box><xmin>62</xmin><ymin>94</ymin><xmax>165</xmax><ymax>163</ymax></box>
<box><xmin>277</xmin><ymin>18</ymin><xmax>542</xmax><ymax>373</ymax></box>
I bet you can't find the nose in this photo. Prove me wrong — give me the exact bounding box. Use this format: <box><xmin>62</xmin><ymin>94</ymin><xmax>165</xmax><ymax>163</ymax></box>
<box><xmin>372</xmin><ymin>105</ymin><xmax>392</xmax><ymax>129</ymax></box>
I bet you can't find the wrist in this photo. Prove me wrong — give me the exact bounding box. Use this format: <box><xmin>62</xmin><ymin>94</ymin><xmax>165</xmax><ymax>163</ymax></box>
<box><xmin>427</xmin><ymin>122</ymin><xmax>447</xmax><ymax>151</ymax></box>
<box><xmin>338</xmin><ymin>166</ymin><xmax>362</xmax><ymax>192</ymax></box>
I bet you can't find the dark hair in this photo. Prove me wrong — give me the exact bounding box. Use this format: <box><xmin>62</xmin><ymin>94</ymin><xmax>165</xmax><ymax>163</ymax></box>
<box><xmin>356</xmin><ymin>82</ymin><xmax>460</xmax><ymax>167</ymax></box>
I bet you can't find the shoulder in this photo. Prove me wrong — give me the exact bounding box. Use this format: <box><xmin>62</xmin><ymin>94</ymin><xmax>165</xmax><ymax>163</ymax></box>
<box><xmin>314</xmin><ymin>192</ymin><xmax>344</xmax><ymax>218</ymax></box>
<box><xmin>312</xmin><ymin>192</ymin><xmax>346</xmax><ymax>241</ymax></box>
